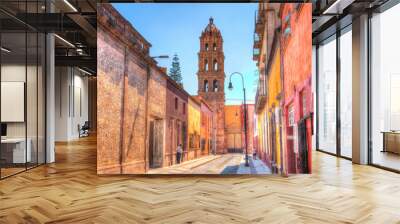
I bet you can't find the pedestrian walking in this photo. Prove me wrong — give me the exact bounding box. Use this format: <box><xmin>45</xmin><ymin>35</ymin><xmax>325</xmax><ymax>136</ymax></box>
<box><xmin>176</xmin><ymin>144</ymin><xmax>183</xmax><ymax>164</ymax></box>
<box><xmin>253</xmin><ymin>148</ymin><xmax>257</xmax><ymax>160</ymax></box>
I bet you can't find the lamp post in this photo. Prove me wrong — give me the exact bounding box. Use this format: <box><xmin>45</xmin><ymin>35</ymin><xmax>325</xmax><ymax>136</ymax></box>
<box><xmin>228</xmin><ymin>72</ymin><xmax>249</xmax><ymax>167</ymax></box>
<box><xmin>151</xmin><ymin>55</ymin><xmax>169</xmax><ymax>59</ymax></box>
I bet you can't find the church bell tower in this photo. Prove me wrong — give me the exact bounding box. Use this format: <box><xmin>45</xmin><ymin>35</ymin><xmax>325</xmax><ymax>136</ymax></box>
<box><xmin>197</xmin><ymin>17</ymin><xmax>226</xmax><ymax>154</ymax></box>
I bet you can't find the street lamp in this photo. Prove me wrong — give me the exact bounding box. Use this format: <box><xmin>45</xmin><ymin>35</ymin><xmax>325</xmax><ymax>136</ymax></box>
<box><xmin>228</xmin><ymin>72</ymin><xmax>249</xmax><ymax>167</ymax></box>
<box><xmin>151</xmin><ymin>55</ymin><xmax>169</xmax><ymax>59</ymax></box>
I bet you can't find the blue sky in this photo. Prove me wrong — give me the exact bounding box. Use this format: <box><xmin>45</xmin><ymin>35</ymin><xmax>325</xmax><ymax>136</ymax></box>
<box><xmin>113</xmin><ymin>3</ymin><xmax>258</xmax><ymax>105</ymax></box>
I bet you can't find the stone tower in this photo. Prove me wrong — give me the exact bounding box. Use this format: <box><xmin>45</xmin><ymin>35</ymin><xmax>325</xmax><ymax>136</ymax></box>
<box><xmin>197</xmin><ymin>17</ymin><xmax>225</xmax><ymax>154</ymax></box>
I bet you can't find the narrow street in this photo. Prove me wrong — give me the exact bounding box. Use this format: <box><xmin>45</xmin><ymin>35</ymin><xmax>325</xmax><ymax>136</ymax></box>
<box><xmin>148</xmin><ymin>153</ymin><xmax>271</xmax><ymax>174</ymax></box>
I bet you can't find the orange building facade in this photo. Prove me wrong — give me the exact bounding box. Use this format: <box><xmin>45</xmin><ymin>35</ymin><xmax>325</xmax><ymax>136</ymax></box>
<box><xmin>225</xmin><ymin>105</ymin><xmax>242</xmax><ymax>152</ymax></box>
<box><xmin>224</xmin><ymin>104</ymin><xmax>255</xmax><ymax>154</ymax></box>
<box><xmin>187</xmin><ymin>96</ymin><xmax>201</xmax><ymax>160</ymax></box>
<box><xmin>242</xmin><ymin>104</ymin><xmax>255</xmax><ymax>155</ymax></box>
<box><xmin>198</xmin><ymin>96</ymin><xmax>214</xmax><ymax>156</ymax></box>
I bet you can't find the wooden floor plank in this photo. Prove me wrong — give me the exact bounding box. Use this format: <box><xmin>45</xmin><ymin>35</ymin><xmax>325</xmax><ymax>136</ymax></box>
<box><xmin>0</xmin><ymin>136</ymin><xmax>400</xmax><ymax>223</ymax></box>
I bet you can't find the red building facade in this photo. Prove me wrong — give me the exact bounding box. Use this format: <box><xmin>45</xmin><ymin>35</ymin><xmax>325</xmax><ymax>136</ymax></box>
<box><xmin>165</xmin><ymin>79</ymin><xmax>189</xmax><ymax>166</ymax></box>
<box><xmin>280</xmin><ymin>4</ymin><xmax>313</xmax><ymax>173</ymax></box>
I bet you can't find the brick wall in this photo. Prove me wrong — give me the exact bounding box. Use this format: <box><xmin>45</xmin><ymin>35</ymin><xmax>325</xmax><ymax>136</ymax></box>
<box><xmin>97</xmin><ymin>4</ymin><xmax>167</xmax><ymax>174</ymax></box>
<box><xmin>97</xmin><ymin>24</ymin><xmax>126</xmax><ymax>174</ymax></box>
<box><xmin>120</xmin><ymin>50</ymin><xmax>148</xmax><ymax>174</ymax></box>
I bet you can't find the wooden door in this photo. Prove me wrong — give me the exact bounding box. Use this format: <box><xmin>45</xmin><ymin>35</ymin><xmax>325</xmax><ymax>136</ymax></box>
<box><xmin>298</xmin><ymin>118</ymin><xmax>309</xmax><ymax>173</ymax></box>
<box><xmin>149</xmin><ymin>120</ymin><xmax>163</xmax><ymax>168</ymax></box>
<box><xmin>234</xmin><ymin>134</ymin><xmax>242</xmax><ymax>150</ymax></box>
<box><xmin>270</xmin><ymin>113</ymin><xmax>277</xmax><ymax>168</ymax></box>
<box><xmin>286</xmin><ymin>125</ymin><xmax>296</xmax><ymax>174</ymax></box>
<box><xmin>227</xmin><ymin>134</ymin><xmax>235</xmax><ymax>149</ymax></box>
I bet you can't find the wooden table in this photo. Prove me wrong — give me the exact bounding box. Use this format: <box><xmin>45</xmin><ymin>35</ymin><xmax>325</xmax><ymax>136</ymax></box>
<box><xmin>381</xmin><ymin>131</ymin><xmax>400</xmax><ymax>154</ymax></box>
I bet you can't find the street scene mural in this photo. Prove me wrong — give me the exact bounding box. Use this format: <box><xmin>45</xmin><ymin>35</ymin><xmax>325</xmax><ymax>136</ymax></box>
<box><xmin>97</xmin><ymin>3</ymin><xmax>312</xmax><ymax>175</ymax></box>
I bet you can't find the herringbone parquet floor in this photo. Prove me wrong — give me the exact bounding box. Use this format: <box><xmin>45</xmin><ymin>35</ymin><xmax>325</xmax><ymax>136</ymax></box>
<box><xmin>1</xmin><ymin>136</ymin><xmax>400</xmax><ymax>224</ymax></box>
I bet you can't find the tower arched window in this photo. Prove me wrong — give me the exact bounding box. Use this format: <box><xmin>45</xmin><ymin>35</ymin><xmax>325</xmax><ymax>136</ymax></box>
<box><xmin>204</xmin><ymin>80</ymin><xmax>209</xmax><ymax>92</ymax></box>
<box><xmin>204</xmin><ymin>60</ymin><xmax>209</xmax><ymax>71</ymax></box>
<box><xmin>213</xmin><ymin>59</ymin><xmax>218</xmax><ymax>71</ymax></box>
<box><xmin>213</xmin><ymin>43</ymin><xmax>217</xmax><ymax>51</ymax></box>
<box><xmin>213</xmin><ymin>80</ymin><xmax>219</xmax><ymax>92</ymax></box>
<box><xmin>205</xmin><ymin>43</ymin><xmax>209</xmax><ymax>51</ymax></box>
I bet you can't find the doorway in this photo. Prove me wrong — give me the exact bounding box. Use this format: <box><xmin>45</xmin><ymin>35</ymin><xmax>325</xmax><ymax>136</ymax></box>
<box><xmin>227</xmin><ymin>133</ymin><xmax>242</xmax><ymax>153</ymax></box>
<box><xmin>286</xmin><ymin>105</ymin><xmax>296</xmax><ymax>173</ymax></box>
<box><xmin>149</xmin><ymin>119</ymin><xmax>164</xmax><ymax>168</ymax></box>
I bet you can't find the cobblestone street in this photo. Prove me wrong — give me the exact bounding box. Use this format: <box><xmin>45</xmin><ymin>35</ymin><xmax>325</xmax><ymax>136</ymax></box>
<box><xmin>148</xmin><ymin>153</ymin><xmax>271</xmax><ymax>174</ymax></box>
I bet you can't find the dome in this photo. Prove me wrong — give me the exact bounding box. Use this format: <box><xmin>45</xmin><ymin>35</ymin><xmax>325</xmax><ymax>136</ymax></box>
<box><xmin>204</xmin><ymin>17</ymin><xmax>220</xmax><ymax>34</ymax></box>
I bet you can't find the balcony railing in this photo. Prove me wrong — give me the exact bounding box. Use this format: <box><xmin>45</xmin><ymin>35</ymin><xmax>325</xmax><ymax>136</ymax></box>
<box><xmin>253</xmin><ymin>6</ymin><xmax>267</xmax><ymax>62</ymax></box>
<box><xmin>254</xmin><ymin>9</ymin><xmax>265</xmax><ymax>36</ymax></box>
<box><xmin>255</xmin><ymin>76</ymin><xmax>267</xmax><ymax>113</ymax></box>
<box><xmin>253</xmin><ymin>48</ymin><xmax>260</xmax><ymax>61</ymax></box>
<box><xmin>254</xmin><ymin>32</ymin><xmax>260</xmax><ymax>42</ymax></box>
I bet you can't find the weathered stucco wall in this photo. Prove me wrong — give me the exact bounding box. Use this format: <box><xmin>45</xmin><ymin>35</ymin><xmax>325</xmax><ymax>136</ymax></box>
<box><xmin>200</xmin><ymin>100</ymin><xmax>213</xmax><ymax>156</ymax></box>
<box><xmin>97</xmin><ymin>4</ymin><xmax>166</xmax><ymax>174</ymax></box>
<box><xmin>281</xmin><ymin>4</ymin><xmax>313</xmax><ymax>173</ymax></box>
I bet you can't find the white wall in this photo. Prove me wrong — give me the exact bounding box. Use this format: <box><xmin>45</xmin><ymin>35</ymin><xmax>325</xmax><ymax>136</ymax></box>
<box><xmin>1</xmin><ymin>63</ymin><xmax>46</xmax><ymax>164</ymax></box>
<box><xmin>55</xmin><ymin>66</ymin><xmax>69</xmax><ymax>141</ymax></box>
<box><xmin>73</xmin><ymin>72</ymin><xmax>89</xmax><ymax>137</ymax></box>
<box><xmin>1</xmin><ymin>65</ymin><xmax>26</xmax><ymax>139</ymax></box>
<box><xmin>1</xmin><ymin>65</ymin><xmax>39</xmax><ymax>138</ymax></box>
<box><xmin>55</xmin><ymin>67</ymin><xmax>89</xmax><ymax>141</ymax></box>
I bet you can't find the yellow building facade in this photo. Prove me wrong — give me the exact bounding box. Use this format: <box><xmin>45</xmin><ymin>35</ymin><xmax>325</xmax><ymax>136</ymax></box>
<box><xmin>188</xmin><ymin>96</ymin><xmax>201</xmax><ymax>160</ymax></box>
<box><xmin>256</xmin><ymin>110</ymin><xmax>268</xmax><ymax>161</ymax></box>
<box><xmin>266</xmin><ymin>47</ymin><xmax>282</xmax><ymax>173</ymax></box>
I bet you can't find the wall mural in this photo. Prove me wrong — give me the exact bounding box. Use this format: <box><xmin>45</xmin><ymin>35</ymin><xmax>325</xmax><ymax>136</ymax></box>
<box><xmin>97</xmin><ymin>3</ymin><xmax>312</xmax><ymax>175</ymax></box>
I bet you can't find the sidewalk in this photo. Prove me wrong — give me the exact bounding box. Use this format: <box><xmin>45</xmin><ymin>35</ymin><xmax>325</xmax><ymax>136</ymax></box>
<box><xmin>147</xmin><ymin>155</ymin><xmax>222</xmax><ymax>174</ymax></box>
<box><xmin>147</xmin><ymin>153</ymin><xmax>271</xmax><ymax>174</ymax></box>
<box><xmin>236</xmin><ymin>155</ymin><xmax>271</xmax><ymax>174</ymax></box>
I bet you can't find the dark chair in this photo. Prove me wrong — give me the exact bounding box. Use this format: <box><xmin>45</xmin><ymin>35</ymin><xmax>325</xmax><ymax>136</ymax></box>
<box><xmin>79</xmin><ymin>121</ymin><xmax>90</xmax><ymax>138</ymax></box>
